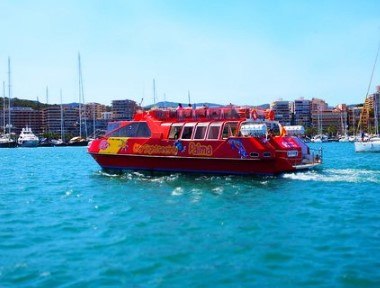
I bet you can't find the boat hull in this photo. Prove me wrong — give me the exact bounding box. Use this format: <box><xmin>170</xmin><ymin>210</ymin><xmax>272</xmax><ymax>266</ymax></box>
<box><xmin>0</xmin><ymin>141</ymin><xmax>17</xmax><ymax>148</ymax></box>
<box><xmin>18</xmin><ymin>140</ymin><xmax>39</xmax><ymax>148</ymax></box>
<box><xmin>354</xmin><ymin>141</ymin><xmax>380</xmax><ymax>152</ymax></box>
<box><xmin>90</xmin><ymin>152</ymin><xmax>311</xmax><ymax>176</ymax></box>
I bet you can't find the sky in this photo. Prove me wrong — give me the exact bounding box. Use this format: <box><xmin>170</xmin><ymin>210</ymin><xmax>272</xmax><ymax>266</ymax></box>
<box><xmin>0</xmin><ymin>0</ymin><xmax>380</xmax><ymax>107</ymax></box>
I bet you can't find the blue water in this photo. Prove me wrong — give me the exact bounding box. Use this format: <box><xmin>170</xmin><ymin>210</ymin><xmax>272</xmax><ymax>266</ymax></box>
<box><xmin>0</xmin><ymin>143</ymin><xmax>379</xmax><ymax>287</ymax></box>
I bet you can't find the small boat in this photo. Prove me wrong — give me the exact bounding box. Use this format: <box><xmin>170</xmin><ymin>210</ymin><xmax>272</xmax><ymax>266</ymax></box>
<box><xmin>17</xmin><ymin>127</ymin><xmax>39</xmax><ymax>147</ymax></box>
<box><xmin>311</xmin><ymin>134</ymin><xmax>328</xmax><ymax>143</ymax></box>
<box><xmin>355</xmin><ymin>136</ymin><xmax>380</xmax><ymax>152</ymax></box>
<box><xmin>0</xmin><ymin>134</ymin><xmax>17</xmax><ymax>148</ymax></box>
<box><xmin>67</xmin><ymin>136</ymin><xmax>88</xmax><ymax>146</ymax></box>
<box><xmin>88</xmin><ymin>106</ymin><xmax>322</xmax><ymax>176</ymax></box>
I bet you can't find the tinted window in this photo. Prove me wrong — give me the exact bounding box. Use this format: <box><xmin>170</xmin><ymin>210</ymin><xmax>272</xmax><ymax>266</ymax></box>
<box><xmin>169</xmin><ymin>124</ymin><xmax>183</xmax><ymax>139</ymax></box>
<box><xmin>222</xmin><ymin>122</ymin><xmax>238</xmax><ymax>139</ymax></box>
<box><xmin>108</xmin><ymin>122</ymin><xmax>151</xmax><ymax>137</ymax></box>
<box><xmin>207</xmin><ymin>125</ymin><xmax>221</xmax><ymax>139</ymax></box>
<box><xmin>181</xmin><ymin>126</ymin><xmax>194</xmax><ymax>139</ymax></box>
<box><xmin>194</xmin><ymin>125</ymin><xmax>207</xmax><ymax>139</ymax></box>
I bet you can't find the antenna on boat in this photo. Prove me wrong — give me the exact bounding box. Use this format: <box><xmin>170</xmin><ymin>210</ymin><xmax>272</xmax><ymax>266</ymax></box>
<box><xmin>188</xmin><ymin>90</ymin><xmax>191</xmax><ymax>106</ymax></box>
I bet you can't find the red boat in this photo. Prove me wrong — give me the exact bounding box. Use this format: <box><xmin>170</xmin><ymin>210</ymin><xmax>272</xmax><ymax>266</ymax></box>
<box><xmin>88</xmin><ymin>106</ymin><xmax>322</xmax><ymax>175</ymax></box>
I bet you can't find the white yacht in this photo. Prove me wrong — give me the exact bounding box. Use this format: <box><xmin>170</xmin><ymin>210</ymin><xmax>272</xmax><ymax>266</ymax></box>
<box><xmin>17</xmin><ymin>127</ymin><xmax>39</xmax><ymax>147</ymax></box>
<box><xmin>355</xmin><ymin>136</ymin><xmax>380</xmax><ymax>152</ymax></box>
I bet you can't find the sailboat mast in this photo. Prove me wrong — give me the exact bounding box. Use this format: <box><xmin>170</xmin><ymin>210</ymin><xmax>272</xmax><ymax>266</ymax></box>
<box><xmin>60</xmin><ymin>89</ymin><xmax>64</xmax><ymax>141</ymax></box>
<box><xmin>375</xmin><ymin>93</ymin><xmax>379</xmax><ymax>135</ymax></box>
<box><xmin>78</xmin><ymin>53</ymin><xmax>82</xmax><ymax>138</ymax></box>
<box><xmin>2</xmin><ymin>81</ymin><xmax>5</xmax><ymax>133</ymax></box>
<box><xmin>357</xmin><ymin>38</ymin><xmax>380</xmax><ymax>134</ymax></box>
<box><xmin>7</xmin><ymin>57</ymin><xmax>11</xmax><ymax>135</ymax></box>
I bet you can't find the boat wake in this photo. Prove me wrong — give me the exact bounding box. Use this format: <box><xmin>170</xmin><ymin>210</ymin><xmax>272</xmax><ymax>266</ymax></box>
<box><xmin>282</xmin><ymin>168</ymin><xmax>380</xmax><ymax>183</ymax></box>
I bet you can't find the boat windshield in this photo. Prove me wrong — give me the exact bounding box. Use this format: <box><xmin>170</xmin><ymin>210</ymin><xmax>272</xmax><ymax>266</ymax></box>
<box><xmin>222</xmin><ymin>122</ymin><xmax>238</xmax><ymax>139</ymax></box>
<box><xmin>107</xmin><ymin>122</ymin><xmax>151</xmax><ymax>138</ymax></box>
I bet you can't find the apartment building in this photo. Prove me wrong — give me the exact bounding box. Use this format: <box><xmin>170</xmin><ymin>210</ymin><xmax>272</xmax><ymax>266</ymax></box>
<box><xmin>112</xmin><ymin>99</ymin><xmax>138</xmax><ymax>120</ymax></box>
<box><xmin>0</xmin><ymin>107</ymin><xmax>43</xmax><ymax>135</ymax></box>
<box><xmin>270</xmin><ymin>100</ymin><xmax>292</xmax><ymax>125</ymax></box>
<box><xmin>293</xmin><ymin>98</ymin><xmax>312</xmax><ymax>127</ymax></box>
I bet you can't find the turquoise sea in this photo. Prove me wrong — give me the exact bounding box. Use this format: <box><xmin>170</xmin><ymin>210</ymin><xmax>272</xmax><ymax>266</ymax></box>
<box><xmin>0</xmin><ymin>142</ymin><xmax>379</xmax><ymax>287</ymax></box>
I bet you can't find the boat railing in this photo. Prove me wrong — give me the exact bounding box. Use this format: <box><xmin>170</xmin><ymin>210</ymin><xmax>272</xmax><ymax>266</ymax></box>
<box><xmin>141</xmin><ymin>107</ymin><xmax>275</xmax><ymax>122</ymax></box>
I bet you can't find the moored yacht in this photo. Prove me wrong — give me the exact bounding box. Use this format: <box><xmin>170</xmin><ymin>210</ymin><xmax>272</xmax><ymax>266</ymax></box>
<box><xmin>17</xmin><ymin>127</ymin><xmax>39</xmax><ymax>147</ymax></box>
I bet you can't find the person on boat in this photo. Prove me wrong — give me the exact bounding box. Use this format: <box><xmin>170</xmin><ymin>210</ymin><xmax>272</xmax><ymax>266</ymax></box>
<box><xmin>177</xmin><ymin>103</ymin><xmax>184</xmax><ymax>120</ymax></box>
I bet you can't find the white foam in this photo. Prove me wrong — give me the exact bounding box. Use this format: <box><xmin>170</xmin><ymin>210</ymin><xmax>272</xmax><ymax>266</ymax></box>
<box><xmin>282</xmin><ymin>169</ymin><xmax>380</xmax><ymax>183</ymax></box>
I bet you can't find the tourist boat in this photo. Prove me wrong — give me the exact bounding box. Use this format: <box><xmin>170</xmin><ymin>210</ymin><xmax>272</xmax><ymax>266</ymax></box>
<box><xmin>88</xmin><ymin>106</ymin><xmax>322</xmax><ymax>176</ymax></box>
<box><xmin>17</xmin><ymin>127</ymin><xmax>39</xmax><ymax>147</ymax></box>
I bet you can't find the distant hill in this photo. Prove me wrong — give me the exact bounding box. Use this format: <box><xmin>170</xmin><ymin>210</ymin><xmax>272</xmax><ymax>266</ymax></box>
<box><xmin>0</xmin><ymin>97</ymin><xmax>50</xmax><ymax>110</ymax></box>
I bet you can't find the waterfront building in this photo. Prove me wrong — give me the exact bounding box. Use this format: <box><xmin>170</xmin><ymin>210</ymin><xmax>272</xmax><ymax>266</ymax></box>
<box><xmin>1</xmin><ymin>107</ymin><xmax>43</xmax><ymax>135</ymax></box>
<box><xmin>83</xmin><ymin>102</ymin><xmax>107</xmax><ymax>120</ymax></box>
<box><xmin>347</xmin><ymin>106</ymin><xmax>362</xmax><ymax>135</ymax></box>
<box><xmin>112</xmin><ymin>99</ymin><xmax>138</xmax><ymax>120</ymax></box>
<box><xmin>311</xmin><ymin>101</ymin><xmax>347</xmax><ymax>136</ymax></box>
<box><xmin>270</xmin><ymin>100</ymin><xmax>293</xmax><ymax>125</ymax></box>
<box><xmin>43</xmin><ymin>105</ymin><xmax>62</xmax><ymax>135</ymax></box>
<box><xmin>357</xmin><ymin>87</ymin><xmax>380</xmax><ymax>134</ymax></box>
<box><xmin>293</xmin><ymin>98</ymin><xmax>312</xmax><ymax>127</ymax></box>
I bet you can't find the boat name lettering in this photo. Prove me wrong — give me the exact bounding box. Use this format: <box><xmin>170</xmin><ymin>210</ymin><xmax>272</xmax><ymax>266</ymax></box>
<box><xmin>188</xmin><ymin>142</ymin><xmax>213</xmax><ymax>156</ymax></box>
<box><xmin>133</xmin><ymin>143</ymin><xmax>178</xmax><ymax>155</ymax></box>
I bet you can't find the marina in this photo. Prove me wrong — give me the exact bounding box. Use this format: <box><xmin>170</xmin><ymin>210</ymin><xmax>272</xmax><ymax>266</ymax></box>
<box><xmin>0</xmin><ymin>143</ymin><xmax>379</xmax><ymax>286</ymax></box>
<box><xmin>1</xmin><ymin>1</ymin><xmax>380</xmax><ymax>287</ymax></box>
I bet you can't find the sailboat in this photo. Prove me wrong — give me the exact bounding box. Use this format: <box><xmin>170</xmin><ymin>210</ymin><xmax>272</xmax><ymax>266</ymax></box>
<box><xmin>0</xmin><ymin>58</ymin><xmax>17</xmax><ymax>148</ymax></box>
<box><xmin>311</xmin><ymin>106</ymin><xmax>328</xmax><ymax>142</ymax></box>
<box><xmin>354</xmin><ymin>41</ymin><xmax>380</xmax><ymax>152</ymax></box>
<box><xmin>338</xmin><ymin>109</ymin><xmax>349</xmax><ymax>142</ymax></box>
<box><xmin>68</xmin><ymin>53</ymin><xmax>88</xmax><ymax>146</ymax></box>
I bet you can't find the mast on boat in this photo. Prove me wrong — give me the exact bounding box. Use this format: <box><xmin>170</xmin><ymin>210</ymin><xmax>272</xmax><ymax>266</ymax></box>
<box><xmin>2</xmin><ymin>81</ymin><xmax>5</xmax><ymax>134</ymax></box>
<box><xmin>78</xmin><ymin>53</ymin><xmax>88</xmax><ymax>139</ymax></box>
<box><xmin>356</xmin><ymin>38</ymin><xmax>380</xmax><ymax>136</ymax></box>
<box><xmin>60</xmin><ymin>89</ymin><xmax>64</xmax><ymax>142</ymax></box>
<box><xmin>7</xmin><ymin>57</ymin><xmax>11</xmax><ymax>135</ymax></box>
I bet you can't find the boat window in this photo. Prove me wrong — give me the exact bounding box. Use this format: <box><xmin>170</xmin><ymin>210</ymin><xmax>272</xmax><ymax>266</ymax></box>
<box><xmin>222</xmin><ymin>122</ymin><xmax>238</xmax><ymax>139</ymax></box>
<box><xmin>265</xmin><ymin>122</ymin><xmax>281</xmax><ymax>136</ymax></box>
<box><xmin>181</xmin><ymin>125</ymin><xmax>194</xmax><ymax>139</ymax></box>
<box><xmin>107</xmin><ymin>122</ymin><xmax>151</xmax><ymax>138</ymax></box>
<box><xmin>207</xmin><ymin>123</ymin><xmax>222</xmax><ymax>140</ymax></box>
<box><xmin>194</xmin><ymin>124</ymin><xmax>208</xmax><ymax>140</ymax></box>
<box><xmin>169</xmin><ymin>124</ymin><xmax>183</xmax><ymax>139</ymax></box>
